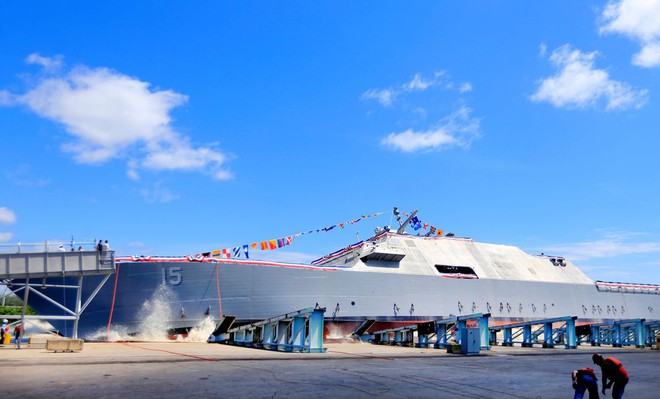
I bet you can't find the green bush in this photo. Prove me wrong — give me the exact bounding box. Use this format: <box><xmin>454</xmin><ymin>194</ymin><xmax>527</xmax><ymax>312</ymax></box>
<box><xmin>0</xmin><ymin>306</ymin><xmax>37</xmax><ymax>315</ymax></box>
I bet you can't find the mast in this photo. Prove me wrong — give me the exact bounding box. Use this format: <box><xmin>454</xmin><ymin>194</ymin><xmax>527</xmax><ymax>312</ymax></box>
<box><xmin>394</xmin><ymin>207</ymin><xmax>418</xmax><ymax>234</ymax></box>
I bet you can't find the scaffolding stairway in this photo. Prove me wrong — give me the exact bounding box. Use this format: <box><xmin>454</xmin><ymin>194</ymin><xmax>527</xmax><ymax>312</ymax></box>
<box><xmin>1</xmin><ymin>248</ymin><xmax>116</xmax><ymax>342</ymax></box>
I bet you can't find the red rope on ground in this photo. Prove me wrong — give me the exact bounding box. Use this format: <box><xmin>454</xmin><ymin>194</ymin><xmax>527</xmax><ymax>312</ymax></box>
<box><xmin>106</xmin><ymin>263</ymin><xmax>121</xmax><ymax>336</ymax></box>
<box><xmin>215</xmin><ymin>263</ymin><xmax>223</xmax><ymax>317</ymax></box>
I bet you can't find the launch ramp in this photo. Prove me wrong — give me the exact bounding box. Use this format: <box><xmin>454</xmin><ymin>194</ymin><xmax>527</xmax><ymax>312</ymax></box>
<box><xmin>351</xmin><ymin>318</ymin><xmax>376</xmax><ymax>337</ymax></box>
<box><xmin>0</xmin><ymin>247</ymin><xmax>116</xmax><ymax>341</ymax></box>
<box><xmin>211</xmin><ymin>315</ymin><xmax>236</xmax><ymax>336</ymax></box>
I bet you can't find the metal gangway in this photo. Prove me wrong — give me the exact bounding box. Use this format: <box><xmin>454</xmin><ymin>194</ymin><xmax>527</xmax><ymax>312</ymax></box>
<box><xmin>209</xmin><ymin>307</ymin><xmax>327</xmax><ymax>353</ymax></box>
<box><xmin>0</xmin><ymin>241</ymin><xmax>116</xmax><ymax>342</ymax></box>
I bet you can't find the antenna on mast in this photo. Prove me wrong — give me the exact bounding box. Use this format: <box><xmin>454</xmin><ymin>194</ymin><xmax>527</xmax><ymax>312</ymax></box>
<box><xmin>393</xmin><ymin>207</ymin><xmax>403</xmax><ymax>227</ymax></box>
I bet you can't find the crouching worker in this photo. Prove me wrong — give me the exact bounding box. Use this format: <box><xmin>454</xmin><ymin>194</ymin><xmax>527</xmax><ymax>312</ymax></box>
<box><xmin>572</xmin><ymin>367</ymin><xmax>599</xmax><ymax>399</ymax></box>
<box><xmin>592</xmin><ymin>353</ymin><xmax>629</xmax><ymax>398</ymax></box>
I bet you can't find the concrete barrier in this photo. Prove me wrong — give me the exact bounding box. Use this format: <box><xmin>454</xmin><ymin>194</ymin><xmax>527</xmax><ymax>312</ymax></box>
<box><xmin>46</xmin><ymin>339</ymin><xmax>84</xmax><ymax>352</ymax></box>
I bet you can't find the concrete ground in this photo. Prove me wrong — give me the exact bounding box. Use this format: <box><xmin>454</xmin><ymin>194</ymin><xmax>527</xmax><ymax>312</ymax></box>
<box><xmin>1</xmin><ymin>341</ymin><xmax>658</xmax><ymax>398</ymax></box>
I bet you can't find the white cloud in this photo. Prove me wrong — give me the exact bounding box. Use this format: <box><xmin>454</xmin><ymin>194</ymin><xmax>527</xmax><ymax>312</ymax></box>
<box><xmin>380</xmin><ymin>107</ymin><xmax>480</xmax><ymax>153</ymax></box>
<box><xmin>403</xmin><ymin>73</ymin><xmax>433</xmax><ymax>91</ymax></box>
<box><xmin>126</xmin><ymin>168</ymin><xmax>140</xmax><ymax>181</ymax></box>
<box><xmin>0</xmin><ymin>90</ymin><xmax>14</xmax><ymax>106</ymax></box>
<box><xmin>531</xmin><ymin>44</ymin><xmax>648</xmax><ymax>110</ymax></box>
<box><xmin>543</xmin><ymin>231</ymin><xmax>660</xmax><ymax>261</ymax></box>
<box><xmin>126</xmin><ymin>160</ymin><xmax>140</xmax><ymax>181</ymax></box>
<box><xmin>26</xmin><ymin>53</ymin><xmax>63</xmax><ymax>73</ymax></box>
<box><xmin>0</xmin><ymin>207</ymin><xmax>17</xmax><ymax>225</ymax></box>
<box><xmin>632</xmin><ymin>41</ymin><xmax>660</xmax><ymax>68</ymax></box>
<box><xmin>4</xmin><ymin>55</ymin><xmax>232</xmax><ymax>181</ymax></box>
<box><xmin>600</xmin><ymin>0</ymin><xmax>660</xmax><ymax>68</ymax></box>
<box><xmin>0</xmin><ymin>208</ymin><xmax>16</xmax><ymax>242</ymax></box>
<box><xmin>458</xmin><ymin>83</ymin><xmax>473</xmax><ymax>93</ymax></box>
<box><xmin>361</xmin><ymin>88</ymin><xmax>396</xmax><ymax>107</ymax></box>
<box><xmin>362</xmin><ymin>72</ymin><xmax>472</xmax><ymax>107</ymax></box>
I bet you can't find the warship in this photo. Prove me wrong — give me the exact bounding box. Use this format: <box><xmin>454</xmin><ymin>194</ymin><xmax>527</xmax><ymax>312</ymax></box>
<box><xmin>7</xmin><ymin>209</ymin><xmax>660</xmax><ymax>339</ymax></box>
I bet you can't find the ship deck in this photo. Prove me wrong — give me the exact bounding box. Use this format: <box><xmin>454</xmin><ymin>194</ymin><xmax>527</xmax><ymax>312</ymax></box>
<box><xmin>1</xmin><ymin>341</ymin><xmax>658</xmax><ymax>398</ymax></box>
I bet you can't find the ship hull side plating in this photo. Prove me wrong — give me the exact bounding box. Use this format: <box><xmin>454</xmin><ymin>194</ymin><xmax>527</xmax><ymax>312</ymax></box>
<box><xmin>13</xmin><ymin>261</ymin><xmax>660</xmax><ymax>339</ymax></box>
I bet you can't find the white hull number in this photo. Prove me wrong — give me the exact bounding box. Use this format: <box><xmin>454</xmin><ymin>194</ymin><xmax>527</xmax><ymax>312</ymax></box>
<box><xmin>162</xmin><ymin>266</ymin><xmax>182</xmax><ymax>285</ymax></box>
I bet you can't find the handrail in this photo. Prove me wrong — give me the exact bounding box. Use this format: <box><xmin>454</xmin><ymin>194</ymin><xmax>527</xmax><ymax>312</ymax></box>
<box><xmin>0</xmin><ymin>250</ymin><xmax>116</xmax><ymax>279</ymax></box>
<box><xmin>0</xmin><ymin>240</ymin><xmax>100</xmax><ymax>254</ymax></box>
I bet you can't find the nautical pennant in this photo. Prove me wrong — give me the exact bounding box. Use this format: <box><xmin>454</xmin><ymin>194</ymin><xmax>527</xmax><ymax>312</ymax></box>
<box><xmin>411</xmin><ymin>216</ymin><xmax>422</xmax><ymax>230</ymax></box>
<box><xmin>200</xmin><ymin>210</ymin><xmax>397</xmax><ymax>260</ymax></box>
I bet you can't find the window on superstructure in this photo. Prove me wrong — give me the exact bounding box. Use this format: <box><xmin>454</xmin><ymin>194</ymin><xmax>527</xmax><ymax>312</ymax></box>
<box><xmin>434</xmin><ymin>265</ymin><xmax>478</xmax><ymax>277</ymax></box>
<box><xmin>549</xmin><ymin>257</ymin><xmax>566</xmax><ymax>267</ymax></box>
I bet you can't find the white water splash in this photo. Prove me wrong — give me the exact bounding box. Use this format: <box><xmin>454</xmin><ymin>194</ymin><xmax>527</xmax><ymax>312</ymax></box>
<box><xmin>177</xmin><ymin>317</ymin><xmax>216</xmax><ymax>342</ymax></box>
<box><xmin>88</xmin><ymin>284</ymin><xmax>215</xmax><ymax>342</ymax></box>
<box><xmin>326</xmin><ymin>323</ymin><xmax>348</xmax><ymax>339</ymax></box>
<box><xmin>133</xmin><ymin>283</ymin><xmax>177</xmax><ymax>341</ymax></box>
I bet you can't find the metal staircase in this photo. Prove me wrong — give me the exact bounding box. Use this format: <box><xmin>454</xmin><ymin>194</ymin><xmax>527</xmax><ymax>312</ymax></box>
<box><xmin>1</xmin><ymin>247</ymin><xmax>116</xmax><ymax>342</ymax></box>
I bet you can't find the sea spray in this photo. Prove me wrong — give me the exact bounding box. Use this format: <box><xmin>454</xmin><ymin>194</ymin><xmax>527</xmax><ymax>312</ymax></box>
<box><xmin>133</xmin><ymin>283</ymin><xmax>177</xmax><ymax>341</ymax></box>
<box><xmin>89</xmin><ymin>283</ymin><xmax>181</xmax><ymax>342</ymax></box>
<box><xmin>178</xmin><ymin>316</ymin><xmax>216</xmax><ymax>342</ymax></box>
<box><xmin>325</xmin><ymin>323</ymin><xmax>347</xmax><ymax>340</ymax></box>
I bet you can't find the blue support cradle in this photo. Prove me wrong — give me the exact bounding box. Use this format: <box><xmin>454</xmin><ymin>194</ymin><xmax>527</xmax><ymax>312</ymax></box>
<box><xmin>496</xmin><ymin>316</ymin><xmax>577</xmax><ymax>349</ymax></box>
<box><xmin>210</xmin><ymin>307</ymin><xmax>327</xmax><ymax>353</ymax></box>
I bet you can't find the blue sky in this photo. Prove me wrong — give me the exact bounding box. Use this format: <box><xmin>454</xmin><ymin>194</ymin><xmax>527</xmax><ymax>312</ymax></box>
<box><xmin>2</xmin><ymin>1</ymin><xmax>660</xmax><ymax>284</ymax></box>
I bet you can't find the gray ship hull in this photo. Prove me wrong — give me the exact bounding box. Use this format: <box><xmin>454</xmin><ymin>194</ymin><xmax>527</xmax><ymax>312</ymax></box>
<box><xmin>15</xmin><ymin>258</ymin><xmax>660</xmax><ymax>339</ymax></box>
